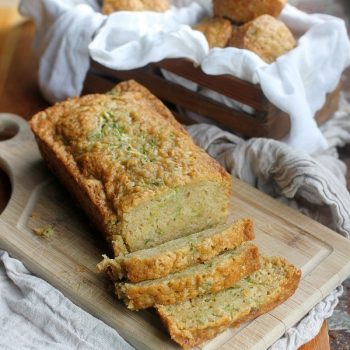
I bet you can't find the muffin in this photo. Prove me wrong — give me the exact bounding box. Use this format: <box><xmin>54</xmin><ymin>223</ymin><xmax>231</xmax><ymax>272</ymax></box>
<box><xmin>229</xmin><ymin>14</ymin><xmax>296</xmax><ymax>63</ymax></box>
<box><xmin>213</xmin><ymin>0</ymin><xmax>287</xmax><ymax>23</ymax></box>
<box><xmin>102</xmin><ymin>0</ymin><xmax>170</xmax><ymax>14</ymax></box>
<box><xmin>193</xmin><ymin>17</ymin><xmax>233</xmax><ymax>49</ymax></box>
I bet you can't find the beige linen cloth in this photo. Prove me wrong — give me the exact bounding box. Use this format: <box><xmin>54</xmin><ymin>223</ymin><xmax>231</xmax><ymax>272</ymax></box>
<box><xmin>1</xmin><ymin>96</ymin><xmax>350</xmax><ymax>349</ymax></box>
<box><xmin>187</xmin><ymin>95</ymin><xmax>350</xmax><ymax>238</ymax></box>
<box><xmin>186</xmin><ymin>94</ymin><xmax>350</xmax><ymax>349</ymax></box>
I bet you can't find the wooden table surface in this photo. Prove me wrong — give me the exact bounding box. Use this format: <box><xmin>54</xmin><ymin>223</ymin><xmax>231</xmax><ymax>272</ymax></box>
<box><xmin>0</xmin><ymin>2</ymin><xmax>347</xmax><ymax>350</ymax></box>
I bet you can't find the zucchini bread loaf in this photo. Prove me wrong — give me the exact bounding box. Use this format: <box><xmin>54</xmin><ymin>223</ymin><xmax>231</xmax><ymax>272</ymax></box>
<box><xmin>30</xmin><ymin>80</ymin><xmax>232</xmax><ymax>255</ymax></box>
<box><xmin>157</xmin><ymin>256</ymin><xmax>301</xmax><ymax>349</ymax></box>
<box><xmin>97</xmin><ymin>218</ymin><xmax>254</xmax><ymax>282</ymax></box>
<box><xmin>116</xmin><ymin>242</ymin><xmax>260</xmax><ymax>310</ymax></box>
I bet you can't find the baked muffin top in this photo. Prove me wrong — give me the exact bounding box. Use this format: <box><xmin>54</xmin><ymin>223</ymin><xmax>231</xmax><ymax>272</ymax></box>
<box><xmin>102</xmin><ymin>0</ymin><xmax>170</xmax><ymax>14</ymax></box>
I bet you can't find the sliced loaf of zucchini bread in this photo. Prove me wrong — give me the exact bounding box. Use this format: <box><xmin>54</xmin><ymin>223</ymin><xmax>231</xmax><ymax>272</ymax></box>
<box><xmin>30</xmin><ymin>80</ymin><xmax>232</xmax><ymax>255</ymax></box>
<box><xmin>157</xmin><ymin>256</ymin><xmax>301</xmax><ymax>349</ymax></box>
<box><xmin>116</xmin><ymin>242</ymin><xmax>260</xmax><ymax>310</ymax></box>
<box><xmin>97</xmin><ymin>218</ymin><xmax>254</xmax><ymax>282</ymax></box>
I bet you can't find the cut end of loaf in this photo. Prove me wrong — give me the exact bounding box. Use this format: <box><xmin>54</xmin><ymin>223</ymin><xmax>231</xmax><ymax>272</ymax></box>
<box><xmin>121</xmin><ymin>180</ymin><xmax>230</xmax><ymax>252</ymax></box>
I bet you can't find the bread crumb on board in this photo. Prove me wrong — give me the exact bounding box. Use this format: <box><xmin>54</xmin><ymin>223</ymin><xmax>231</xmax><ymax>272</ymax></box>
<box><xmin>33</xmin><ymin>225</ymin><xmax>55</xmax><ymax>239</ymax></box>
<box><xmin>75</xmin><ymin>264</ymin><xmax>88</xmax><ymax>273</ymax></box>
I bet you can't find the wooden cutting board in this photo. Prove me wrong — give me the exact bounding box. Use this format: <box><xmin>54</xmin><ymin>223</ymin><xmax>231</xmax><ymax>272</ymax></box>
<box><xmin>0</xmin><ymin>113</ymin><xmax>350</xmax><ymax>350</ymax></box>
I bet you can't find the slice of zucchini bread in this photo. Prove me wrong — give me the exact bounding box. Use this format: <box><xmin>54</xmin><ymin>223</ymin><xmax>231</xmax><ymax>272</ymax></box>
<box><xmin>30</xmin><ymin>80</ymin><xmax>232</xmax><ymax>255</ymax></box>
<box><xmin>156</xmin><ymin>256</ymin><xmax>301</xmax><ymax>349</ymax></box>
<box><xmin>97</xmin><ymin>218</ymin><xmax>254</xmax><ymax>282</ymax></box>
<box><xmin>116</xmin><ymin>242</ymin><xmax>260</xmax><ymax>310</ymax></box>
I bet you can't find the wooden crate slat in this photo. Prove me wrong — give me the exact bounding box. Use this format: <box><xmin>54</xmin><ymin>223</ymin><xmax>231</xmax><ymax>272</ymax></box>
<box><xmin>155</xmin><ymin>58</ymin><xmax>269</xmax><ymax>112</ymax></box>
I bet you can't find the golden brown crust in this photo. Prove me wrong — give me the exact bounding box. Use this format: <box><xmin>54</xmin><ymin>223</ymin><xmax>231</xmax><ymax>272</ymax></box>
<box><xmin>30</xmin><ymin>80</ymin><xmax>232</xmax><ymax>254</ymax></box>
<box><xmin>229</xmin><ymin>15</ymin><xmax>296</xmax><ymax>64</ymax></box>
<box><xmin>157</xmin><ymin>256</ymin><xmax>301</xmax><ymax>349</ymax></box>
<box><xmin>213</xmin><ymin>0</ymin><xmax>287</xmax><ymax>23</ymax></box>
<box><xmin>193</xmin><ymin>17</ymin><xmax>232</xmax><ymax>49</ymax></box>
<box><xmin>97</xmin><ymin>219</ymin><xmax>254</xmax><ymax>282</ymax></box>
<box><xmin>116</xmin><ymin>244</ymin><xmax>260</xmax><ymax>310</ymax></box>
<box><xmin>102</xmin><ymin>0</ymin><xmax>169</xmax><ymax>14</ymax></box>
<box><xmin>109</xmin><ymin>80</ymin><xmax>188</xmax><ymax>136</ymax></box>
<box><xmin>35</xmin><ymin>137</ymin><xmax>114</xmax><ymax>244</ymax></box>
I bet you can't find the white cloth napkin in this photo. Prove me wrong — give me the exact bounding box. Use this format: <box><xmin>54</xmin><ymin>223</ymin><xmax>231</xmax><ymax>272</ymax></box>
<box><xmin>88</xmin><ymin>1</ymin><xmax>209</xmax><ymax>70</ymax></box>
<box><xmin>19</xmin><ymin>0</ymin><xmax>350</xmax><ymax>154</ymax></box>
<box><xmin>19</xmin><ymin>0</ymin><xmax>105</xmax><ymax>103</ymax></box>
<box><xmin>1</xmin><ymin>95</ymin><xmax>350</xmax><ymax>350</ymax></box>
<box><xmin>18</xmin><ymin>0</ymin><xmax>211</xmax><ymax>103</ymax></box>
<box><xmin>270</xmin><ymin>286</ymin><xmax>343</xmax><ymax>350</ymax></box>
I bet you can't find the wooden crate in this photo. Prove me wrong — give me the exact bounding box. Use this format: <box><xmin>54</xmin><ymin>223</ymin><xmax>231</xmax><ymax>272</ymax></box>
<box><xmin>85</xmin><ymin>59</ymin><xmax>340</xmax><ymax>139</ymax></box>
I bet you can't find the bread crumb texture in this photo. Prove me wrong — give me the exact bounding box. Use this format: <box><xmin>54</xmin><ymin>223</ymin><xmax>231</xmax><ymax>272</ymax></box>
<box><xmin>157</xmin><ymin>256</ymin><xmax>301</xmax><ymax>349</ymax></box>
<box><xmin>33</xmin><ymin>225</ymin><xmax>55</xmax><ymax>239</ymax></box>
